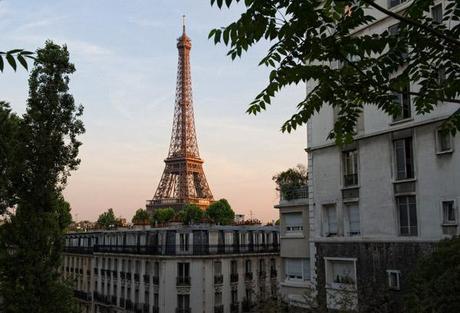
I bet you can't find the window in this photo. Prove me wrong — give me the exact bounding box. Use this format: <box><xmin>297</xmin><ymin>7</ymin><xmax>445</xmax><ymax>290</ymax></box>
<box><xmin>215</xmin><ymin>291</ymin><xmax>223</xmax><ymax>305</ymax></box>
<box><xmin>388</xmin><ymin>0</ymin><xmax>407</xmax><ymax>8</ymax></box>
<box><xmin>179</xmin><ymin>233</ymin><xmax>189</xmax><ymax>251</ymax></box>
<box><xmin>259</xmin><ymin>259</ymin><xmax>266</xmax><ymax>273</ymax></box>
<box><xmin>245</xmin><ymin>260</ymin><xmax>252</xmax><ymax>274</ymax></box>
<box><xmin>231</xmin><ymin>260</ymin><xmax>238</xmax><ymax>275</ymax></box>
<box><xmin>284</xmin><ymin>212</ymin><xmax>303</xmax><ymax>233</ymax></box>
<box><xmin>284</xmin><ymin>258</ymin><xmax>310</xmax><ymax>281</ymax></box>
<box><xmin>343</xmin><ymin>149</ymin><xmax>359</xmax><ymax>186</ymax></box>
<box><xmin>387</xmin><ymin>270</ymin><xmax>401</xmax><ymax>290</ymax></box>
<box><xmin>346</xmin><ymin>204</ymin><xmax>361</xmax><ymax>236</ymax></box>
<box><xmin>154</xmin><ymin>293</ymin><xmax>159</xmax><ymax>306</ymax></box>
<box><xmin>392</xmin><ymin>85</ymin><xmax>411</xmax><ymax>121</ymax></box>
<box><xmin>177</xmin><ymin>294</ymin><xmax>190</xmax><ymax>310</ymax></box>
<box><xmin>388</xmin><ymin>23</ymin><xmax>409</xmax><ymax>65</ymax></box>
<box><xmin>214</xmin><ymin>261</ymin><xmax>222</xmax><ymax>275</ymax></box>
<box><xmin>394</xmin><ymin>137</ymin><xmax>414</xmax><ymax>180</ymax></box>
<box><xmin>326</xmin><ymin>259</ymin><xmax>356</xmax><ymax>286</ymax></box>
<box><xmin>432</xmin><ymin>4</ymin><xmax>443</xmax><ymax>23</ymax></box>
<box><xmin>397</xmin><ymin>195</ymin><xmax>418</xmax><ymax>236</ymax></box>
<box><xmin>231</xmin><ymin>289</ymin><xmax>238</xmax><ymax>304</ymax></box>
<box><xmin>323</xmin><ymin>205</ymin><xmax>337</xmax><ymax>236</ymax></box>
<box><xmin>436</xmin><ymin>129</ymin><xmax>453</xmax><ymax>153</ymax></box>
<box><xmin>442</xmin><ymin>201</ymin><xmax>457</xmax><ymax>225</ymax></box>
<box><xmin>177</xmin><ymin>262</ymin><xmax>190</xmax><ymax>278</ymax></box>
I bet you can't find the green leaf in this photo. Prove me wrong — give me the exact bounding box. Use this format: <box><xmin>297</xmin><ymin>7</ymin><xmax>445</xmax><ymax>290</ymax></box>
<box><xmin>0</xmin><ymin>56</ymin><xmax>3</xmax><ymax>72</ymax></box>
<box><xmin>6</xmin><ymin>54</ymin><xmax>16</xmax><ymax>71</ymax></box>
<box><xmin>17</xmin><ymin>54</ymin><xmax>28</xmax><ymax>70</ymax></box>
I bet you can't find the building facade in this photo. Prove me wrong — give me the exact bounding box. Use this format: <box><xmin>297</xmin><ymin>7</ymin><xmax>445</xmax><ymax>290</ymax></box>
<box><xmin>63</xmin><ymin>225</ymin><xmax>280</xmax><ymax>313</ymax></box>
<box><xmin>305</xmin><ymin>1</ymin><xmax>459</xmax><ymax>311</ymax></box>
<box><xmin>274</xmin><ymin>187</ymin><xmax>312</xmax><ymax>310</ymax></box>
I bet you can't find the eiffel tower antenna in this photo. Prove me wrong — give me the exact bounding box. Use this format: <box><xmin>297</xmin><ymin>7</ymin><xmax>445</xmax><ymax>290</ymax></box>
<box><xmin>147</xmin><ymin>19</ymin><xmax>214</xmax><ymax>213</ymax></box>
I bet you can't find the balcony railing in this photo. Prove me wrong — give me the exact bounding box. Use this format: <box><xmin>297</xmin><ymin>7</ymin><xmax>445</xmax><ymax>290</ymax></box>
<box><xmin>230</xmin><ymin>273</ymin><xmax>239</xmax><ymax>283</ymax></box>
<box><xmin>245</xmin><ymin>272</ymin><xmax>253</xmax><ymax>281</ymax></box>
<box><xmin>270</xmin><ymin>269</ymin><xmax>277</xmax><ymax>278</ymax></box>
<box><xmin>214</xmin><ymin>274</ymin><xmax>224</xmax><ymax>285</ymax></box>
<box><xmin>176</xmin><ymin>276</ymin><xmax>191</xmax><ymax>286</ymax></box>
<box><xmin>152</xmin><ymin>306</ymin><xmax>159</xmax><ymax>313</ymax></box>
<box><xmin>73</xmin><ymin>290</ymin><xmax>91</xmax><ymax>301</ymax></box>
<box><xmin>258</xmin><ymin>271</ymin><xmax>266</xmax><ymax>279</ymax></box>
<box><xmin>152</xmin><ymin>276</ymin><xmax>159</xmax><ymax>285</ymax></box>
<box><xmin>175</xmin><ymin>308</ymin><xmax>191</xmax><ymax>313</ymax></box>
<box><xmin>242</xmin><ymin>299</ymin><xmax>254</xmax><ymax>312</ymax></box>
<box><xmin>280</xmin><ymin>185</ymin><xmax>308</xmax><ymax>201</ymax></box>
<box><xmin>230</xmin><ymin>303</ymin><xmax>239</xmax><ymax>313</ymax></box>
<box><xmin>66</xmin><ymin>243</ymin><xmax>279</xmax><ymax>256</ymax></box>
<box><xmin>343</xmin><ymin>174</ymin><xmax>358</xmax><ymax>187</ymax></box>
<box><xmin>214</xmin><ymin>304</ymin><xmax>224</xmax><ymax>313</ymax></box>
<box><xmin>143</xmin><ymin>274</ymin><xmax>150</xmax><ymax>284</ymax></box>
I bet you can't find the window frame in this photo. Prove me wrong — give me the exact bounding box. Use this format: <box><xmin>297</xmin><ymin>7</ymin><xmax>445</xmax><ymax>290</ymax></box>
<box><xmin>284</xmin><ymin>258</ymin><xmax>311</xmax><ymax>282</ymax></box>
<box><xmin>394</xmin><ymin>137</ymin><xmax>415</xmax><ymax>181</ymax></box>
<box><xmin>388</xmin><ymin>0</ymin><xmax>407</xmax><ymax>9</ymax></box>
<box><xmin>387</xmin><ymin>270</ymin><xmax>401</xmax><ymax>290</ymax></box>
<box><xmin>436</xmin><ymin>128</ymin><xmax>454</xmax><ymax>154</ymax></box>
<box><xmin>441</xmin><ymin>200</ymin><xmax>457</xmax><ymax>225</ymax></box>
<box><xmin>396</xmin><ymin>195</ymin><xmax>418</xmax><ymax>236</ymax></box>
<box><xmin>342</xmin><ymin>149</ymin><xmax>359</xmax><ymax>187</ymax></box>
<box><xmin>323</xmin><ymin>205</ymin><xmax>338</xmax><ymax>237</ymax></box>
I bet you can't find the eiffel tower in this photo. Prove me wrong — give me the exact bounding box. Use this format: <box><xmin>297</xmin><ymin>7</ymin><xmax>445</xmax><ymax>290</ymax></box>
<box><xmin>147</xmin><ymin>20</ymin><xmax>214</xmax><ymax>213</ymax></box>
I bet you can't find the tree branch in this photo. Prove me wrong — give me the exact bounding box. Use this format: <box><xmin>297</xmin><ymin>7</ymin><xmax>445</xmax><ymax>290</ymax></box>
<box><xmin>362</xmin><ymin>0</ymin><xmax>460</xmax><ymax>47</ymax></box>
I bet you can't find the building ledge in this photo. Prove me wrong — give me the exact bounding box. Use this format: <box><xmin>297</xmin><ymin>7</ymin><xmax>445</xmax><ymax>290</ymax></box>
<box><xmin>281</xmin><ymin>280</ymin><xmax>312</xmax><ymax>289</ymax></box>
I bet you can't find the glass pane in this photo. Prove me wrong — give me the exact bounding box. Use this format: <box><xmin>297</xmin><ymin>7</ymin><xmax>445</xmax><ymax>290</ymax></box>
<box><xmin>394</xmin><ymin>140</ymin><xmax>406</xmax><ymax>179</ymax></box>
<box><xmin>404</xmin><ymin>138</ymin><xmax>414</xmax><ymax>178</ymax></box>
<box><xmin>432</xmin><ymin>4</ymin><xmax>443</xmax><ymax>23</ymax></box>
<box><xmin>398</xmin><ymin>197</ymin><xmax>409</xmax><ymax>234</ymax></box>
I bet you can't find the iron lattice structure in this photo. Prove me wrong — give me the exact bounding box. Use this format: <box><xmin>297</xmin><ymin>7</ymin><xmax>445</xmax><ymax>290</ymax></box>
<box><xmin>147</xmin><ymin>26</ymin><xmax>214</xmax><ymax>213</ymax></box>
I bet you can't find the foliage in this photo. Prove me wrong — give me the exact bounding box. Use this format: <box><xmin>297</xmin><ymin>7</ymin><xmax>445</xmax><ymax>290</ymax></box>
<box><xmin>206</xmin><ymin>199</ymin><xmax>235</xmax><ymax>225</ymax></box>
<box><xmin>0</xmin><ymin>41</ymin><xmax>83</xmax><ymax>313</ymax></box>
<box><xmin>209</xmin><ymin>0</ymin><xmax>460</xmax><ymax>144</ymax></box>
<box><xmin>273</xmin><ymin>164</ymin><xmax>308</xmax><ymax>200</ymax></box>
<box><xmin>152</xmin><ymin>207</ymin><xmax>176</xmax><ymax>225</ymax></box>
<box><xmin>0</xmin><ymin>49</ymin><xmax>34</xmax><ymax>72</ymax></box>
<box><xmin>97</xmin><ymin>208</ymin><xmax>118</xmax><ymax>229</ymax></box>
<box><xmin>275</xmin><ymin>219</ymin><xmax>280</xmax><ymax>225</ymax></box>
<box><xmin>132</xmin><ymin>208</ymin><xmax>150</xmax><ymax>225</ymax></box>
<box><xmin>404</xmin><ymin>236</ymin><xmax>460</xmax><ymax>313</ymax></box>
<box><xmin>177</xmin><ymin>204</ymin><xmax>204</xmax><ymax>225</ymax></box>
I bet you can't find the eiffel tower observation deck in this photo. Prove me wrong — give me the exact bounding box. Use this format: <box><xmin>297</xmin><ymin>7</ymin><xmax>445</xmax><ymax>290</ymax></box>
<box><xmin>147</xmin><ymin>20</ymin><xmax>214</xmax><ymax>213</ymax></box>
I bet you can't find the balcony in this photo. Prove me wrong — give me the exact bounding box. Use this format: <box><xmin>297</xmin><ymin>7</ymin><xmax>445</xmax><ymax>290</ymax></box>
<box><xmin>63</xmin><ymin>246</ymin><xmax>93</xmax><ymax>254</ymax></box>
<box><xmin>176</xmin><ymin>276</ymin><xmax>191</xmax><ymax>286</ymax></box>
<box><xmin>280</xmin><ymin>185</ymin><xmax>308</xmax><ymax>201</ymax></box>
<box><xmin>120</xmin><ymin>271</ymin><xmax>125</xmax><ymax>279</ymax></box>
<box><xmin>126</xmin><ymin>299</ymin><xmax>133</xmax><ymax>310</ymax></box>
<box><xmin>126</xmin><ymin>272</ymin><xmax>132</xmax><ymax>280</ymax></box>
<box><xmin>344</xmin><ymin>174</ymin><xmax>358</xmax><ymax>187</ymax></box>
<box><xmin>152</xmin><ymin>306</ymin><xmax>159</xmax><ymax>313</ymax></box>
<box><xmin>270</xmin><ymin>269</ymin><xmax>277</xmax><ymax>278</ymax></box>
<box><xmin>214</xmin><ymin>304</ymin><xmax>224</xmax><ymax>313</ymax></box>
<box><xmin>258</xmin><ymin>271</ymin><xmax>266</xmax><ymax>279</ymax></box>
<box><xmin>152</xmin><ymin>276</ymin><xmax>159</xmax><ymax>285</ymax></box>
<box><xmin>134</xmin><ymin>273</ymin><xmax>140</xmax><ymax>282</ymax></box>
<box><xmin>230</xmin><ymin>273</ymin><xmax>239</xmax><ymax>283</ymax></box>
<box><xmin>73</xmin><ymin>290</ymin><xmax>91</xmax><ymax>301</ymax></box>
<box><xmin>175</xmin><ymin>308</ymin><xmax>191</xmax><ymax>313</ymax></box>
<box><xmin>244</xmin><ymin>272</ymin><xmax>253</xmax><ymax>281</ymax></box>
<box><xmin>143</xmin><ymin>274</ymin><xmax>150</xmax><ymax>284</ymax></box>
<box><xmin>214</xmin><ymin>274</ymin><xmax>223</xmax><ymax>285</ymax></box>
<box><xmin>230</xmin><ymin>303</ymin><xmax>239</xmax><ymax>313</ymax></box>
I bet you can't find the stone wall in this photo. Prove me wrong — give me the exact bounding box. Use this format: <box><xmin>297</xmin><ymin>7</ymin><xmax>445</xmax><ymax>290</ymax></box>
<box><xmin>315</xmin><ymin>241</ymin><xmax>436</xmax><ymax>313</ymax></box>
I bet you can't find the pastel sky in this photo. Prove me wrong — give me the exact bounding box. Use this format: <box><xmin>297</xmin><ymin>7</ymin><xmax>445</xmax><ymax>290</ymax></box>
<box><xmin>0</xmin><ymin>0</ymin><xmax>307</xmax><ymax>223</ymax></box>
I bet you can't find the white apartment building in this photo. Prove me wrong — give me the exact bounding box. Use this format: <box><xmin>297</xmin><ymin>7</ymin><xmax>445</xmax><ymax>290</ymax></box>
<box><xmin>62</xmin><ymin>225</ymin><xmax>280</xmax><ymax>313</ymax></box>
<box><xmin>306</xmin><ymin>1</ymin><xmax>459</xmax><ymax>311</ymax></box>
<box><xmin>274</xmin><ymin>186</ymin><xmax>312</xmax><ymax>311</ymax></box>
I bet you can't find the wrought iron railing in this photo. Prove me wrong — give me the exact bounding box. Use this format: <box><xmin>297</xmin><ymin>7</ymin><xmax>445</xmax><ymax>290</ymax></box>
<box><xmin>343</xmin><ymin>174</ymin><xmax>358</xmax><ymax>187</ymax></box>
<box><xmin>65</xmin><ymin>243</ymin><xmax>279</xmax><ymax>256</ymax></box>
<box><xmin>176</xmin><ymin>276</ymin><xmax>191</xmax><ymax>286</ymax></box>
<box><xmin>280</xmin><ymin>185</ymin><xmax>308</xmax><ymax>201</ymax></box>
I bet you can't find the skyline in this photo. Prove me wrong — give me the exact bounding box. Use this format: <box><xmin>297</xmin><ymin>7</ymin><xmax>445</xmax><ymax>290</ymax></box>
<box><xmin>0</xmin><ymin>0</ymin><xmax>307</xmax><ymax>222</ymax></box>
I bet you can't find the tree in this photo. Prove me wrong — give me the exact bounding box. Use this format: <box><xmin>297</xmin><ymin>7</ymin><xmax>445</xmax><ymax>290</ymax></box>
<box><xmin>177</xmin><ymin>204</ymin><xmax>204</xmax><ymax>225</ymax></box>
<box><xmin>209</xmin><ymin>0</ymin><xmax>460</xmax><ymax>144</ymax></box>
<box><xmin>97</xmin><ymin>208</ymin><xmax>118</xmax><ymax>229</ymax></box>
<box><xmin>206</xmin><ymin>199</ymin><xmax>235</xmax><ymax>225</ymax></box>
<box><xmin>273</xmin><ymin>164</ymin><xmax>308</xmax><ymax>200</ymax></box>
<box><xmin>404</xmin><ymin>236</ymin><xmax>460</xmax><ymax>313</ymax></box>
<box><xmin>132</xmin><ymin>208</ymin><xmax>151</xmax><ymax>225</ymax></box>
<box><xmin>0</xmin><ymin>41</ymin><xmax>83</xmax><ymax>313</ymax></box>
<box><xmin>152</xmin><ymin>208</ymin><xmax>175</xmax><ymax>225</ymax></box>
<box><xmin>0</xmin><ymin>49</ymin><xmax>34</xmax><ymax>72</ymax></box>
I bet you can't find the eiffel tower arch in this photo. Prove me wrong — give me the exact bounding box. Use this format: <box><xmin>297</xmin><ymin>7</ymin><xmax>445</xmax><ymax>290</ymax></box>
<box><xmin>146</xmin><ymin>23</ymin><xmax>214</xmax><ymax>213</ymax></box>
